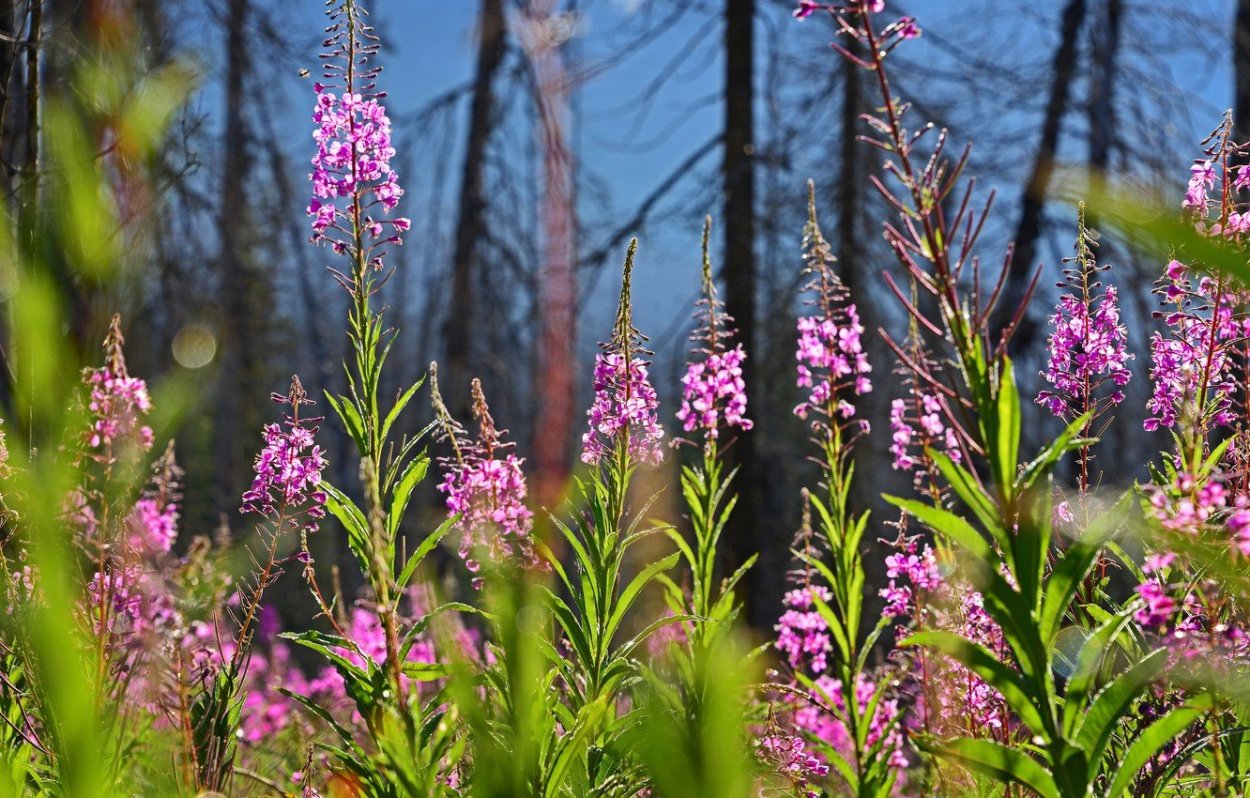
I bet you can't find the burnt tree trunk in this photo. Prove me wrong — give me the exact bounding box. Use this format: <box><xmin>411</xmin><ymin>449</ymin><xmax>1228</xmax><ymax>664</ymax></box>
<box><xmin>994</xmin><ymin>0</ymin><xmax>1087</xmax><ymax>350</ymax></box>
<box><xmin>1237</xmin><ymin>0</ymin><xmax>1250</xmax><ymax>141</ymax></box>
<box><xmin>837</xmin><ymin>37</ymin><xmax>862</xmax><ymax>295</ymax></box>
<box><xmin>1088</xmin><ymin>0</ymin><xmax>1122</xmax><ymax>171</ymax></box>
<box><xmin>20</xmin><ymin>0</ymin><xmax>37</xmax><ymax>217</ymax></box>
<box><xmin>723</xmin><ymin>0</ymin><xmax>763</xmax><ymax>624</ymax></box>
<box><xmin>214</xmin><ymin>0</ymin><xmax>252</xmax><ymax>514</ymax></box>
<box><xmin>445</xmin><ymin>0</ymin><xmax>507</xmax><ymax>416</ymax></box>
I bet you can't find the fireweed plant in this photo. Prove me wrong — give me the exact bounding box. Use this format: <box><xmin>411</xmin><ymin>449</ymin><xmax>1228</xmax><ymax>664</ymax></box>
<box><xmin>15</xmin><ymin>0</ymin><xmax>1250</xmax><ymax>795</ymax></box>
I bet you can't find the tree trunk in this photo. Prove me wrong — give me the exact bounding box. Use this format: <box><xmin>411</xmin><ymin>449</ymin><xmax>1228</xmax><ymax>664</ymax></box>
<box><xmin>837</xmin><ymin>37</ymin><xmax>861</xmax><ymax>294</ymax></box>
<box><xmin>994</xmin><ymin>0</ymin><xmax>1087</xmax><ymax>350</ymax></box>
<box><xmin>523</xmin><ymin>1</ymin><xmax>578</xmax><ymax>509</ymax></box>
<box><xmin>214</xmin><ymin>0</ymin><xmax>252</xmax><ymax>515</ymax></box>
<box><xmin>1088</xmin><ymin>0</ymin><xmax>1122</xmax><ymax>171</ymax></box>
<box><xmin>19</xmin><ymin>0</ymin><xmax>38</xmax><ymax>237</ymax></box>
<box><xmin>722</xmin><ymin>0</ymin><xmax>761</xmax><ymax>624</ymax></box>
<box><xmin>444</xmin><ymin>0</ymin><xmax>507</xmax><ymax>417</ymax></box>
<box><xmin>1236</xmin><ymin>0</ymin><xmax>1250</xmax><ymax>140</ymax></box>
<box><xmin>0</xmin><ymin>0</ymin><xmax>18</xmax><ymax>210</ymax></box>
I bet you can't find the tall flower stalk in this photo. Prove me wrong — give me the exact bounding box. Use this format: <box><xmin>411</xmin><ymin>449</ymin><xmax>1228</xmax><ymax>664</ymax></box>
<box><xmin>580</xmin><ymin>238</ymin><xmax>666</xmax><ymax>510</ymax></box>
<box><xmin>432</xmin><ymin>367</ymin><xmax>537</xmax><ymax>588</ymax></box>
<box><xmin>296</xmin><ymin>5</ymin><xmax>462</xmax><ymax>790</ymax></box>
<box><xmin>540</xmin><ymin>242</ymin><xmax>681</xmax><ymax>793</ymax></box>
<box><xmin>765</xmin><ymin>185</ymin><xmax>903</xmax><ymax>796</ymax></box>
<box><xmin>307</xmin><ymin>0</ymin><xmax>416</xmax><ymax>714</ymax></box>
<box><xmin>666</xmin><ymin>217</ymin><xmax>754</xmax><ymax>653</ymax></box>
<box><xmin>1036</xmin><ymin>203</ymin><xmax>1131</xmax><ymax>498</ymax></box>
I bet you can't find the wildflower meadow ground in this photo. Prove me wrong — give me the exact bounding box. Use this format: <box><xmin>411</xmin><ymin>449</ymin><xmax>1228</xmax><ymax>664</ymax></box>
<box><xmin>5</xmin><ymin>1</ymin><xmax>1250</xmax><ymax>796</ymax></box>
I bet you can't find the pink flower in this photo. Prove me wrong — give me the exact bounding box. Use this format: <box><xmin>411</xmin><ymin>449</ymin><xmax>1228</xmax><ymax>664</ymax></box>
<box><xmin>1037</xmin><ymin>286</ymin><xmax>1131</xmax><ymax>419</ymax></box>
<box><xmin>83</xmin><ymin>316</ymin><xmax>153</xmax><ymax>456</ymax></box>
<box><xmin>240</xmin><ymin>383</ymin><xmax>327</xmax><ymax>532</ymax></box>
<box><xmin>1145</xmin><ymin>264</ymin><xmax>1243</xmax><ymax>432</ymax></box>
<box><xmin>1136</xmin><ymin>580</ymin><xmax>1177</xmax><ymax>629</ymax></box>
<box><xmin>128</xmin><ymin>497</ymin><xmax>178</xmax><ymax>554</ymax></box>
<box><xmin>1182</xmin><ymin>160</ymin><xmax>1216</xmax><ymax>214</ymax></box>
<box><xmin>308</xmin><ymin>8</ymin><xmax>410</xmax><ymax>260</ymax></box>
<box><xmin>439</xmin><ymin>452</ymin><xmax>535</xmax><ymax>583</ymax></box>
<box><xmin>889</xmin><ymin>392</ymin><xmax>960</xmax><ymax>474</ymax></box>
<box><xmin>792</xmin><ymin>0</ymin><xmax>823</xmax><ymax>18</ymax></box>
<box><xmin>676</xmin><ymin>343</ymin><xmax>752</xmax><ymax>439</ymax></box>
<box><xmin>756</xmin><ymin>730</ymin><xmax>829</xmax><ymax>797</ymax></box>
<box><xmin>1229</xmin><ymin>498</ymin><xmax>1250</xmax><ymax>556</ymax></box>
<box><xmin>581</xmin><ymin>352</ymin><xmax>665</xmax><ymax>467</ymax></box>
<box><xmin>794</xmin><ymin>310</ymin><xmax>872</xmax><ymax>420</ymax></box>
<box><xmin>775</xmin><ymin>585</ymin><xmax>834</xmax><ymax>674</ymax></box>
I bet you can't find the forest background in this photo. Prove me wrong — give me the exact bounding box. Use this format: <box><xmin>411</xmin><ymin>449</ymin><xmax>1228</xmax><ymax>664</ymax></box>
<box><xmin>0</xmin><ymin>0</ymin><xmax>1237</xmax><ymax>631</ymax></box>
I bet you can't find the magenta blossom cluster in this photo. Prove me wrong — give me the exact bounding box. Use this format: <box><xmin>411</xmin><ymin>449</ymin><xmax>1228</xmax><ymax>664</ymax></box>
<box><xmin>945</xmin><ymin>591</ymin><xmax>1010</xmax><ymax>732</ymax></box>
<box><xmin>128</xmin><ymin>497</ymin><xmax>178</xmax><ymax>555</ymax></box>
<box><xmin>1230</xmin><ymin>498</ymin><xmax>1250</xmax><ymax>556</ymax></box>
<box><xmin>676</xmin><ymin>343</ymin><xmax>752</xmax><ymax>439</ymax></box>
<box><xmin>86</xmin><ymin>568</ymin><xmax>140</xmax><ymax>635</ymax></box>
<box><xmin>795</xmin><ymin>674</ymin><xmax>907</xmax><ymax>770</ymax></box>
<box><xmin>794</xmin><ymin>308</ymin><xmax>872</xmax><ymax>423</ymax></box>
<box><xmin>434</xmin><ymin>378</ymin><xmax>540</xmax><ymax>586</ymax></box>
<box><xmin>85</xmin><ymin>364</ymin><xmax>153</xmax><ymax>453</ymax></box>
<box><xmin>1135</xmin><ymin>580</ymin><xmax>1177</xmax><ymax>631</ymax></box>
<box><xmin>439</xmin><ymin>453</ymin><xmax>535</xmax><ymax>584</ymax></box>
<box><xmin>879</xmin><ymin>544</ymin><xmax>942</xmax><ymax>618</ymax></box>
<box><xmin>1145</xmin><ymin>260</ymin><xmax>1245</xmax><ymax>432</ymax></box>
<box><xmin>308</xmin><ymin>90</ymin><xmax>410</xmax><ymax>250</ymax></box>
<box><xmin>1182</xmin><ymin>160</ymin><xmax>1216</xmax><ymax>215</ymax></box>
<box><xmin>756</xmin><ymin>730</ymin><xmax>829</xmax><ymax>798</ymax></box>
<box><xmin>1147</xmin><ymin>473</ymin><xmax>1227</xmax><ymax>535</ymax></box>
<box><xmin>888</xmin><ymin>393</ymin><xmax>960</xmax><ymax>473</ymax></box>
<box><xmin>1036</xmin><ymin>286</ymin><xmax>1131</xmax><ymax>418</ymax></box>
<box><xmin>581</xmin><ymin>352</ymin><xmax>665</xmax><ymax>467</ymax></box>
<box><xmin>775</xmin><ymin>584</ymin><xmax>834</xmax><ymax>674</ymax></box>
<box><xmin>793</xmin><ymin>0</ymin><xmax>886</xmax><ymax>20</ymax></box>
<box><xmin>240</xmin><ymin>396</ymin><xmax>327</xmax><ymax>531</ymax></box>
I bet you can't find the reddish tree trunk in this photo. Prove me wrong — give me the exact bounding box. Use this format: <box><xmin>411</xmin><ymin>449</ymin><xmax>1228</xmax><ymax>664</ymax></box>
<box><xmin>522</xmin><ymin>1</ymin><xmax>578</xmax><ymax>509</ymax></box>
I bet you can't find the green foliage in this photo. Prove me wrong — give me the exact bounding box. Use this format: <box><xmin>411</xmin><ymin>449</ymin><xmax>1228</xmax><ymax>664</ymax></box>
<box><xmin>890</xmin><ymin>360</ymin><xmax>1195</xmax><ymax>797</ymax></box>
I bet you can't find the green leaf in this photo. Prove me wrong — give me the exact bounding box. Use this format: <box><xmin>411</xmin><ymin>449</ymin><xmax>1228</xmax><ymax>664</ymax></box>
<box><xmin>1017</xmin><ymin>412</ymin><xmax>1094</xmax><ymax>492</ymax></box>
<box><xmin>381</xmin><ymin>377</ymin><xmax>425</xmax><ymax>445</ymax></box>
<box><xmin>279</xmin><ymin>688</ymin><xmax>366</xmax><ymax>756</ymax></box>
<box><xmin>1062</xmin><ymin>606</ymin><xmax>1134</xmax><ymax>735</ymax></box>
<box><xmin>1039</xmin><ymin>493</ymin><xmax>1129</xmax><ymax>645</ymax></box>
<box><xmin>320</xmin><ymin>481</ymin><xmax>372</xmax><ymax>575</ymax></box>
<box><xmin>324</xmin><ymin>391</ymin><xmax>367</xmax><ymax>455</ymax></box>
<box><xmin>1104</xmin><ymin>701</ymin><xmax>1208</xmax><ymax>797</ymax></box>
<box><xmin>397</xmin><ymin>516</ymin><xmax>454</xmax><ymax>589</ymax></box>
<box><xmin>604</xmin><ymin>553</ymin><xmax>680</xmax><ymax>645</ymax></box>
<box><xmin>994</xmin><ymin>357</ymin><xmax>1023</xmax><ymax>494</ymax></box>
<box><xmin>930</xmin><ymin>450</ymin><xmax>1001</xmax><ymax>536</ymax></box>
<box><xmin>884</xmin><ymin>496</ymin><xmax>992</xmax><ymax>561</ymax></box>
<box><xmin>1010</xmin><ymin>480</ymin><xmax>1051</xmax><ymax>612</ymax></box>
<box><xmin>401</xmin><ymin>661</ymin><xmax>450</xmax><ymax>682</ymax></box>
<box><xmin>387</xmin><ymin>454</ymin><xmax>429</xmax><ymax>538</ymax></box>
<box><xmin>1075</xmin><ymin>648</ymin><xmax>1167</xmax><ymax>771</ymax></box>
<box><xmin>544</xmin><ymin>698</ymin><xmax>608</xmax><ymax>798</ymax></box>
<box><xmin>918</xmin><ymin>737</ymin><xmax>1060</xmax><ymax>798</ymax></box>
